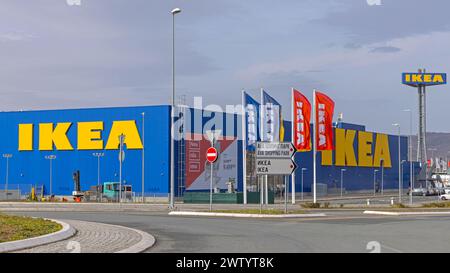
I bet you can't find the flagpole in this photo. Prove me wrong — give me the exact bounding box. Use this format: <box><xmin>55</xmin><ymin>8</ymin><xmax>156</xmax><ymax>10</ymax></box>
<box><xmin>291</xmin><ymin>88</ymin><xmax>296</xmax><ymax>204</ymax></box>
<box><xmin>242</xmin><ymin>90</ymin><xmax>247</xmax><ymax>205</ymax></box>
<box><xmin>261</xmin><ymin>88</ymin><xmax>269</xmax><ymax>206</ymax></box>
<box><xmin>313</xmin><ymin>89</ymin><xmax>317</xmax><ymax>204</ymax></box>
<box><xmin>260</xmin><ymin>88</ymin><xmax>265</xmax><ymax>206</ymax></box>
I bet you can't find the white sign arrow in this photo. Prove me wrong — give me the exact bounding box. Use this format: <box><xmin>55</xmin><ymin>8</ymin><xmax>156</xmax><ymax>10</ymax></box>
<box><xmin>256</xmin><ymin>158</ymin><xmax>297</xmax><ymax>175</ymax></box>
<box><xmin>256</xmin><ymin>142</ymin><xmax>296</xmax><ymax>159</ymax></box>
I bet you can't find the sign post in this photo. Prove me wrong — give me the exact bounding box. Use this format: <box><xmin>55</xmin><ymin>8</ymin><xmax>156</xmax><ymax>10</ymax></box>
<box><xmin>118</xmin><ymin>134</ymin><xmax>125</xmax><ymax>203</ymax></box>
<box><xmin>206</xmin><ymin>146</ymin><xmax>218</xmax><ymax>211</ymax></box>
<box><xmin>205</xmin><ymin>129</ymin><xmax>221</xmax><ymax>212</ymax></box>
<box><xmin>402</xmin><ymin>70</ymin><xmax>447</xmax><ymax>195</ymax></box>
<box><xmin>256</xmin><ymin>142</ymin><xmax>297</xmax><ymax>213</ymax></box>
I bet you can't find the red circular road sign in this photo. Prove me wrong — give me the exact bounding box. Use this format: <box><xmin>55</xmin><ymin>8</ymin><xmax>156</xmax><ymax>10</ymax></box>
<box><xmin>206</xmin><ymin>147</ymin><xmax>218</xmax><ymax>163</ymax></box>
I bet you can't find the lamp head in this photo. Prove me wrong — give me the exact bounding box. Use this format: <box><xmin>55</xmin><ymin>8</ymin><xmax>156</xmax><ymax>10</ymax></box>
<box><xmin>171</xmin><ymin>8</ymin><xmax>181</xmax><ymax>15</ymax></box>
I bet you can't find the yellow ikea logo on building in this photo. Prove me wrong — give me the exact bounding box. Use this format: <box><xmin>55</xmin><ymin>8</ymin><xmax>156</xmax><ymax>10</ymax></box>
<box><xmin>402</xmin><ymin>73</ymin><xmax>447</xmax><ymax>86</ymax></box>
<box><xmin>321</xmin><ymin>128</ymin><xmax>392</xmax><ymax>168</ymax></box>
<box><xmin>18</xmin><ymin>120</ymin><xmax>143</xmax><ymax>151</ymax></box>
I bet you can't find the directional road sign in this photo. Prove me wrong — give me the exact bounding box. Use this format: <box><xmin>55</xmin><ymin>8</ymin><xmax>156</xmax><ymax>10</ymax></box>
<box><xmin>256</xmin><ymin>142</ymin><xmax>296</xmax><ymax>159</ymax></box>
<box><xmin>256</xmin><ymin>158</ymin><xmax>297</xmax><ymax>175</ymax></box>
<box><xmin>256</xmin><ymin>142</ymin><xmax>297</xmax><ymax>175</ymax></box>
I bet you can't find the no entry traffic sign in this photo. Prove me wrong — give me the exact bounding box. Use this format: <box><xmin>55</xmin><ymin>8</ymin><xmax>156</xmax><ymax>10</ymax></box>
<box><xmin>206</xmin><ymin>147</ymin><xmax>218</xmax><ymax>163</ymax></box>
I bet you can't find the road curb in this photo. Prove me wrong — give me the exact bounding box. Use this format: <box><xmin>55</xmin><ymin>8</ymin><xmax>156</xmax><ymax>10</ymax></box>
<box><xmin>0</xmin><ymin>219</ymin><xmax>76</xmax><ymax>253</ymax></box>
<box><xmin>168</xmin><ymin>211</ymin><xmax>326</xmax><ymax>218</ymax></box>
<box><xmin>113</xmin><ymin>224</ymin><xmax>156</xmax><ymax>253</ymax></box>
<box><xmin>364</xmin><ymin>210</ymin><xmax>450</xmax><ymax>216</ymax></box>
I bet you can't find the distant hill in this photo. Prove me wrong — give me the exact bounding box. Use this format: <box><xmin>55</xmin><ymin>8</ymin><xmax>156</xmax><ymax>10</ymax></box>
<box><xmin>409</xmin><ymin>132</ymin><xmax>450</xmax><ymax>160</ymax></box>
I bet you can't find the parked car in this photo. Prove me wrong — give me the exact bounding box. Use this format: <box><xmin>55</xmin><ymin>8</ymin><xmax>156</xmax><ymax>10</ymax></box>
<box><xmin>410</xmin><ymin>188</ymin><xmax>427</xmax><ymax>196</ymax></box>
<box><xmin>440</xmin><ymin>193</ymin><xmax>450</xmax><ymax>201</ymax></box>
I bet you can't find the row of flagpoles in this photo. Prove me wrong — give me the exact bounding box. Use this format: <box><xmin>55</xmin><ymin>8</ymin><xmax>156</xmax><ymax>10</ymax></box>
<box><xmin>242</xmin><ymin>88</ymin><xmax>335</xmax><ymax>204</ymax></box>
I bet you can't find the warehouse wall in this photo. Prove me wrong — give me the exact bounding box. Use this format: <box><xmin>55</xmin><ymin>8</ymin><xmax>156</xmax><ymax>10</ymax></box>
<box><xmin>0</xmin><ymin>105</ymin><xmax>170</xmax><ymax>196</ymax></box>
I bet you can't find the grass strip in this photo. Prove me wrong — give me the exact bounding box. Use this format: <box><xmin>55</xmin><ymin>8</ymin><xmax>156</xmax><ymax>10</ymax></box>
<box><xmin>0</xmin><ymin>213</ymin><xmax>61</xmax><ymax>243</ymax></box>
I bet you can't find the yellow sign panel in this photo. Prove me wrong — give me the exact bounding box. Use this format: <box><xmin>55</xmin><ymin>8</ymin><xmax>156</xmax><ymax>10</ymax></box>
<box><xmin>321</xmin><ymin>128</ymin><xmax>392</xmax><ymax>168</ymax></box>
<box><xmin>18</xmin><ymin>120</ymin><xmax>143</xmax><ymax>151</ymax></box>
<box><xmin>402</xmin><ymin>73</ymin><xmax>446</xmax><ymax>86</ymax></box>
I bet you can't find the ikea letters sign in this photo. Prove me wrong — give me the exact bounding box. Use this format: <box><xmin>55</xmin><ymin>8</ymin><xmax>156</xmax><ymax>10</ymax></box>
<box><xmin>18</xmin><ymin>120</ymin><xmax>143</xmax><ymax>151</ymax></box>
<box><xmin>320</xmin><ymin>128</ymin><xmax>392</xmax><ymax>168</ymax></box>
<box><xmin>402</xmin><ymin>73</ymin><xmax>447</xmax><ymax>86</ymax></box>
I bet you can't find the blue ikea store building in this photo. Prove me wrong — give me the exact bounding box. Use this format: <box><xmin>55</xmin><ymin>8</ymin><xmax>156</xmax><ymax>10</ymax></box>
<box><xmin>0</xmin><ymin>104</ymin><xmax>415</xmax><ymax>198</ymax></box>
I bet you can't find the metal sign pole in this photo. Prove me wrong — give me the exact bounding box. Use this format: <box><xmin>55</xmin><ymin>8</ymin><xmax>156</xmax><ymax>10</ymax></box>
<box><xmin>5</xmin><ymin>157</ymin><xmax>9</xmax><ymax>201</ymax></box>
<box><xmin>210</xmin><ymin>160</ymin><xmax>213</xmax><ymax>212</ymax></box>
<box><xmin>50</xmin><ymin>158</ymin><xmax>52</xmax><ymax>196</ymax></box>
<box><xmin>284</xmin><ymin>175</ymin><xmax>288</xmax><ymax>214</ymax></box>
<box><xmin>119</xmin><ymin>134</ymin><xmax>125</xmax><ymax>204</ymax></box>
<box><xmin>259</xmin><ymin>175</ymin><xmax>263</xmax><ymax>214</ymax></box>
<box><xmin>264</xmin><ymin>175</ymin><xmax>268</xmax><ymax>207</ymax></box>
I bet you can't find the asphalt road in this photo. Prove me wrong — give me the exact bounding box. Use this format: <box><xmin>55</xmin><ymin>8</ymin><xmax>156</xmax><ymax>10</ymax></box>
<box><xmin>9</xmin><ymin>210</ymin><xmax>450</xmax><ymax>253</ymax></box>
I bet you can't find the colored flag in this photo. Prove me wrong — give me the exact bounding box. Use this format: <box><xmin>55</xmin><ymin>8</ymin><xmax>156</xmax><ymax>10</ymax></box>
<box><xmin>243</xmin><ymin>92</ymin><xmax>260</xmax><ymax>151</ymax></box>
<box><xmin>292</xmin><ymin>89</ymin><xmax>311</xmax><ymax>151</ymax></box>
<box><xmin>261</xmin><ymin>90</ymin><xmax>282</xmax><ymax>142</ymax></box>
<box><xmin>315</xmin><ymin>91</ymin><xmax>334</xmax><ymax>151</ymax></box>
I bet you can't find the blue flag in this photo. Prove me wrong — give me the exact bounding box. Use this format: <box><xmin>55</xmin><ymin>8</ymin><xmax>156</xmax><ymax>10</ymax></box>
<box><xmin>262</xmin><ymin>90</ymin><xmax>282</xmax><ymax>142</ymax></box>
<box><xmin>244</xmin><ymin>92</ymin><xmax>260</xmax><ymax>151</ymax></box>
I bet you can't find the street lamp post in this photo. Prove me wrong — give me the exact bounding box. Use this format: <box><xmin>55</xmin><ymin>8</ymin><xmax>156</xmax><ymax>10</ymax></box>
<box><xmin>45</xmin><ymin>155</ymin><xmax>56</xmax><ymax>197</ymax></box>
<box><xmin>381</xmin><ymin>159</ymin><xmax>384</xmax><ymax>195</ymax></box>
<box><xmin>340</xmin><ymin>169</ymin><xmax>346</xmax><ymax>197</ymax></box>
<box><xmin>141</xmin><ymin>112</ymin><xmax>145</xmax><ymax>203</ymax></box>
<box><xmin>3</xmin><ymin>154</ymin><xmax>12</xmax><ymax>200</ymax></box>
<box><xmin>301</xmin><ymin>168</ymin><xmax>307</xmax><ymax>201</ymax></box>
<box><xmin>392</xmin><ymin>123</ymin><xmax>401</xmax><ymax>203</ymax></box>
<box><xmin>170</xmin><ymin>7</ymin><xmax>182</xmax><ymax>210</ymax></box>
<box><xmin>403</xmin><ymin>109</ymin><xmax>413</xmax><ymax>205</ymax></box>
<box><xmin>401</xmin><ymin>160</ymin><xmax>407</xmax><ymax>198</ymax></box>
<box><xmin>118</xmin><ymin>134</ymin><xmax>125</xmax><ymax>203</ymax></box>
<box><xmin>93</xmin><ymin>152</ymin><xmax>104</xmax><ymax>202</ymax></box>
<box><xmin>373</xmin><ymin>169</ymin><xmax>378</xmax><ymax>196</ymax></box>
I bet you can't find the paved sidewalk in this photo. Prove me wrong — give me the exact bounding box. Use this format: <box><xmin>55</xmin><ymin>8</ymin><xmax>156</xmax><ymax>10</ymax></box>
<box><xmin>15</xmin><ymin>220</ymin><xmax>155</xmax><ymax>253</ymax></box>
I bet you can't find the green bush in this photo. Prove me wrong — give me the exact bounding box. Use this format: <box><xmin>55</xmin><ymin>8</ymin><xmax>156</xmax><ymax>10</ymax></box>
<box><xmin>391</xmin><ymin>203</ymin><xmax>409</xmax><ymax>209</ymax></box>
<box><xmin>422</xmin><ymin>202</ymin><xmax>450</xmax><ymax>208</ymax></box>
<box><xmin>301</xmin><ymin>202</ymin><xmax>321</xmax><ymax>209</ymax></box>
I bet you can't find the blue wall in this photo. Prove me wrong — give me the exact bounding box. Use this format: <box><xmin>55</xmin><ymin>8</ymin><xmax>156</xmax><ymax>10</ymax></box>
<box><xmin>283</xmin><ymin>121</ymin><xmax>416</xmax><ymax>192</ymax></box>
<box><xmin>0</xmin><ymin>104</ymin><xmax>416</xmax><ymax>197</ymax></box>
<box><xmin>0</xmin><ymin>105</ymin><xmax>170</xmax><ymax>196</ymax></box>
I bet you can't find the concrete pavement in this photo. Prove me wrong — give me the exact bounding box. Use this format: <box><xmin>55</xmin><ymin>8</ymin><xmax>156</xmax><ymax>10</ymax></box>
<box><xmin>9</xmin><ymin>210</ymin><xmax>450</xmax><ymax>253</ymax></box>
<box><xmin>14</xmin><ymin>219</ymin><xmax>155</xmax><ymax>253</ymax></box>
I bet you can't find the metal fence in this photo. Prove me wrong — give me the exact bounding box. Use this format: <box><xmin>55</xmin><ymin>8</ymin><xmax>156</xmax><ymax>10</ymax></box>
<box><xmin>0</xmin><ymin>184</ymin><xmax>34</xmax><ymax>201</ymax></box>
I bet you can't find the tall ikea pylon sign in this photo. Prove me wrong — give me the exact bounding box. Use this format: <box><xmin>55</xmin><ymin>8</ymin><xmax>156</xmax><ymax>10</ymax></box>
<box><xmin>402</xmin><ymin>69</ymin><xmax>447</xmax><ymax>177</ymax></box>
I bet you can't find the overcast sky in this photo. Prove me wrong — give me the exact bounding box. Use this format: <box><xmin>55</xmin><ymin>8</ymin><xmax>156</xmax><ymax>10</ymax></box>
<box><xmin>1</xmin><ymin>0</ymin><xmax>449</xmax><ymax>134</ymax></box>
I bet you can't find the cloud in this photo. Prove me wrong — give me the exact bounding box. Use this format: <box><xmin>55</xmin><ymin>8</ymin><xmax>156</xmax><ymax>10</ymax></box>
<box><xmin>315</xmin><ymin>0</ymin><xmax>450</xmax><ymax>46</ymax></box>
<box><xmin>369</xmin><ymin>46</ymin><xmax>401</xmax><ymax>53</ymax></box>
<box><xmin>0</xmin><ymin>31</ymin><xmax>35</xmax><ymax>42</ymax></box>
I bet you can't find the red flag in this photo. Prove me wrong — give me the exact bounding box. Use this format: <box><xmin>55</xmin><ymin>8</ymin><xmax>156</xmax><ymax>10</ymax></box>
<box><xmin>315</xmin><ymin>91</ymin><xmax>335</xmax><ymax>151</ymax></box>
<box><xmin>293</xmin><ymin>89</ymin><xmax>311</xmax><ymax>151</ymax></box>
